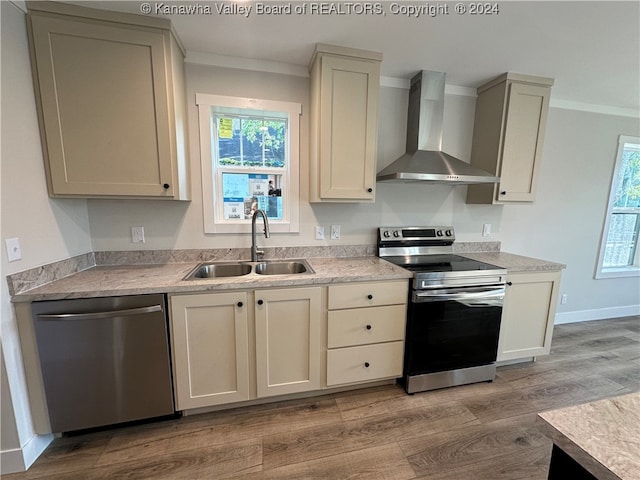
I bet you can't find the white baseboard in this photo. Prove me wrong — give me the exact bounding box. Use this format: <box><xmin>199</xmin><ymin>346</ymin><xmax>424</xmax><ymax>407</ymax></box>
<box><xmin>0</xmin><ymin>433</ymin><xmax>53</xmax><ymax>475</ymax></box>
<box><xmin>555</xmin><ymin>305</ymin><xmax>640</xmax><ymax>325</ymax></box>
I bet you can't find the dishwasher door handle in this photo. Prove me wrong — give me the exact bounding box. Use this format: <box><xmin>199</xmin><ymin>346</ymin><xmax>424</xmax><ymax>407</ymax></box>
<box><xmin>36</xmin><ymin>304</ymin><xmax>163</xmax><ymax>321</ymax></box>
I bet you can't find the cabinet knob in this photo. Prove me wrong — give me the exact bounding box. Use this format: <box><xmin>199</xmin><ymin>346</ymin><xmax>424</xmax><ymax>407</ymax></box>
<box><xmin>500</xmin><ymin>191</ymin><xmax>506</xmax><ymax>195</ymax></box>
<box><xmin>364</xmin><ymin>362</ymin><xmax>370</xmax><ymax>368</ymax></box>
<box><xmin>366</xmin><ymin>324</ymin><xmax>372</xmax><ymax>330</ymax></box>
<box><xmin>163</xmin><ymin>183</ymin><xmax>170</xmax><ymax>189</ymax></box>
<box><xmin>257</xmin><ymin>299</ymin><xmax>264</xmax><ymax>305</ymax></box>
<box><xmin>506</xmin><ymin>281</ymin><xmax>513</xmax><ymax>286</ymax></box>
<box><xmin>367</xmin><ymin>294</ymin><xmax>373</xmax><ymax>300</ymax></box>
<box><xmin>367</xmin><ymin>188</ymin><xmax>373</xmax><ymax>193</ymax></box>
<box><xmin>237</xmin><ymin>301</ymin><xmax>243</xmax><ymax>307</ymax></box>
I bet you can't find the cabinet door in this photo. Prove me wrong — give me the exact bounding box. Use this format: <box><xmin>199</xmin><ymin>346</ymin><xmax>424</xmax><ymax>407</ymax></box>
<box><xmin>29</xmin><ymin>15</ymin><xmax>175</xmax><ymax>197</ymax></box>
<box><xmin>497</xmin><ymin>83</ymin><xmax>551</xmax><ymax>202</ymax></box>
<box><xmin>498</xmin><ymin>271</ymin><xmax>561</xmax><ymax>361</ymax></box>
<box><xmin>254</xmin><ymin>287</ymin><xmax>322</xmax><ymax>397</ymax></box>
<box><xmin>316</xmin><ymin>55</ymin><xmax>379</xmax><ymax>201</ymax></box>
<box><xmin>170</xmin><ymin>293</ymin><xmax>250</xmax><ymax>409</ymax></box>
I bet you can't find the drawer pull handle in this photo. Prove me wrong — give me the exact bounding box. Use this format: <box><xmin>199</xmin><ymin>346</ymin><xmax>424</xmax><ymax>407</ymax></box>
<box><xmin>257</xmin><ymin>299</ymin><xmax>264</xmax><ymax>305</ymax></box>
<box><xmin>364</xmin><ymin>362</ymin><xmax>370</xmax><ymax>368</ymax></box>
<box><xmin>367</xmin><ymin>294</ymin><xmax>373</xmax><ymax>300</ymax></box>
<box><xmin>366</xmin><ymin>324</ymin><xmax>372</xmax><ymax>330</ymax></box>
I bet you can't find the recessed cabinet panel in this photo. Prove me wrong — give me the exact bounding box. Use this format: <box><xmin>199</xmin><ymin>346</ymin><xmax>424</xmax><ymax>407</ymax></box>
<box><xmin>309</xmin><ymin>44</ymin><xmax>381</xmax><ymax>202</ymax></box>
<box><xmin>255</xmin><ymin>288</ymin><xmax>321</xmax><ymax>398</ymax></box>
<box><xmin>499</xmin><ymin>83</ymin><xmax>549</xmax><ymax>201</ymax></box>
<box><xmin>466</xmin><ymin>73</ymin><xmax>553</xmax><ymax>205</ymax></box>
<box><xmin>27</xmin><ymin>4</ymin><xmax>189</xmax><ymax>199</ymax></box>
<box><xmin>170</xmin><ymin>292</ymin><xmax>250</xmax><ymax>410</ymax></box>
<box><xmin>498</xmin><ymin>271</ymin><xmax>561</xmax><ymax>361</ymax></box>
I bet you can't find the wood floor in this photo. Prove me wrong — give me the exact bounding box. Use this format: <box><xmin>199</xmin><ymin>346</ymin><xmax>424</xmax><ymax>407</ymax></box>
<box><xmin>6</xmin><ymin>316</ymin><xmax>639</xmax><ymax>480</ymax></box>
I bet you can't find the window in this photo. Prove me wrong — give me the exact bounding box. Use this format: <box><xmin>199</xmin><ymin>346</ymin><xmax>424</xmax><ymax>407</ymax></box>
<box><xmin>596</xmin><ymin>135</ymin><xmax>640</xmax><ymax>278</ymax></box>
<box><xmin>196</xmin><ymin>93</ymin><xmax>301</xmax><ymax>233</ymax></box>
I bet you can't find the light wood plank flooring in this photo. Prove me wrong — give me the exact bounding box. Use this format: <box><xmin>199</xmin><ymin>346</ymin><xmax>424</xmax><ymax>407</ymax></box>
<box><xmin>6</xmin><ymin>316</ymin><xmax>639</xmax><ymax>479</ymax></box>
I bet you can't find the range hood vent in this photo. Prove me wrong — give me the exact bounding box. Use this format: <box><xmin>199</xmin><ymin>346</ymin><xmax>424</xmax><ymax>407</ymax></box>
<box><xmin>376</xmin><ymin>71</ymin><xmax>499</xmax><ymax>185</ymax></box>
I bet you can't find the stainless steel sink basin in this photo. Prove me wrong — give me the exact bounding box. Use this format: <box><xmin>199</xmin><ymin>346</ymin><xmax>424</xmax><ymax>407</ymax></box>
<box><xmin>255</xmin><ymin>260</ymin><xmax>311</xmax><ymax>275</ymax></box>
<box><xmin>183</xmin><ymin>259</ymin><xmax>314</xmax><ymax>280</ymax></box>
<box><xmin>185</xmin><ymin>262</ymin><xmax>252</xmax><ymax>279</ymax></box>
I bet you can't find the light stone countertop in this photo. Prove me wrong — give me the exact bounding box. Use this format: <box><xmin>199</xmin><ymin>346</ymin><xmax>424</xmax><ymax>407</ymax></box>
<box><xmin>537</xmin><ymin>392</ymin><xmax>640</xmax><ymax>480</ymax></box>
<box><xmin>461</xmin><ymin>251</ymin><xmax>566</xmax><ymax>272</ymax></box>
<box><xmin>8</xmin><ymin>246</ymin><xmax>565</xmax><ymax>302</ymax></box>
<box><xmin>11</xmin><ymin>256</ymin><xmax>413</xmax><ymax>302</ymax></box>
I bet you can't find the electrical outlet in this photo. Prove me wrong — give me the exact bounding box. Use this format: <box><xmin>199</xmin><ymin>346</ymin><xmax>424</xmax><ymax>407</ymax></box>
<box><xmin>561</xmin><ymin>293</ymin><xmax>568</xmax><ymax>305</ymax></box>
<box><xmin>131</xmin><ymin>226</ymin><xmax>145</xmax><ymax>243</ymax></box>
<box><xmin>331</xmin><ymin>224</ymin><xmax>341</xmax><ymax>240</ymax></box>
<box><xmin>5</xmin><ymin>237</ymin><xmax>22</xmax><ymax>262</ymax></box>
<box><xmin>315</xmin><ymin>226</ymin><xmax>325</xmax><ymax>240</ymax></box>
<box><xmin>482</xmin><ymin>223</ymin><xmax>491</xmax><ymax>237</ymax></box>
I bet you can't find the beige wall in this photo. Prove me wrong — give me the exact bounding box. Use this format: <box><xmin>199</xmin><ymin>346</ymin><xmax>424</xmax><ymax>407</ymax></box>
<box><xmin>86</xmin><ymin>61</ymin><xmax>639</xmax><ymax>319</ymax></box>
<box><xmin>1</xmin><ymin>1</ymin><xmax>92</xmax><ymax>472</ymax></box>
<box><xmin>1</xmin><ymin>1</ymin><xmax>638</xmax><ymax>471</ymax></box>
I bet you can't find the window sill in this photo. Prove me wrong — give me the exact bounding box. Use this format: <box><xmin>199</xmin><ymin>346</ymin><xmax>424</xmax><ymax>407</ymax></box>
<box><xmin>595</xmin><ymin>266</ymin><xmax>640</xmax><ymax>279</ymax></box>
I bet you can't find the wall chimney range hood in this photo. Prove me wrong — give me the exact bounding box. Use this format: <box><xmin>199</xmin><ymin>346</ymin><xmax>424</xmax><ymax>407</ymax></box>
<box><xmin>376</xmin><ymin>70</ymin><xmax>500</xmax><ymax>185</ymax></box>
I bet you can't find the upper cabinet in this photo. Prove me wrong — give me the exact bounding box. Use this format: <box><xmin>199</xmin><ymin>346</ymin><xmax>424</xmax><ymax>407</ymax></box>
<box><xmin>309</xmin><ymin>44</ymin><xmax>381</xmax><ymax>203</ymax></box>
<box><xmin>27</xmin><ymin>2</ymin><xmax>190</xmax><ymax>199</ymax></box>
<box><xmin>466</xmin><ymin>73</ymin><xmax>554</xmax><ymax>204</ymax></box>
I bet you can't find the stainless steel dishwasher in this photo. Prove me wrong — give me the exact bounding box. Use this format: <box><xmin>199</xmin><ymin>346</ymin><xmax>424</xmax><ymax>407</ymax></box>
<box><xmin>31</xmin><ymin>294</ymin><xmax>175</xmax><ymax>433</ymax></box>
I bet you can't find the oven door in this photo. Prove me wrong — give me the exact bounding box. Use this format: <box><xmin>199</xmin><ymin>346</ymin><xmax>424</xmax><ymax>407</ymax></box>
<box><xmin>405</xmin><ymin>285</ymin><xmax>504</xmax><ymax>376</ymax></box>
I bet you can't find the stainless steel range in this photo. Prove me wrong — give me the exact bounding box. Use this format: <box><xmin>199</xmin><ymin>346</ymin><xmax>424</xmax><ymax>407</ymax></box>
<box><xmin>378</xmin><ymin>226</ymin><xmax>507</xmax><ymax>394</ymax></box>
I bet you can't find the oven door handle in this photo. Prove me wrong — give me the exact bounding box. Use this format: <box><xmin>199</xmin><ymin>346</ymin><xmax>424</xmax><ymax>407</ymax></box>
<box><xmin>413</xmin><ymin>287</ymin><xmax>505</xmax><ymax>303</ymax></box>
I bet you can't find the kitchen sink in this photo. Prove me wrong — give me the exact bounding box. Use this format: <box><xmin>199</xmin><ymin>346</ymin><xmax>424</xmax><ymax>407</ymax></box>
<box><xmin>255</xmin><ymin>260</ymin><xmax>310</xmax><ymax>275</ymax></box>
<box><xmin>183</xmin><ymin>259</ymin><xmax>313</xmax><ymax>280</ymax></box>
<box><xmin>185</xmin><ymin>262</ymin><xmax>252</xmax><ymax>279</ymax></box>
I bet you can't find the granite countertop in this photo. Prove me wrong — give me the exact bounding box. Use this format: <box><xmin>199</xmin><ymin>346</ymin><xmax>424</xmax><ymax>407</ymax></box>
<box><xmin>8</xmin><ymin>246</ymin><xmax>565</xmax><ymax>302</ymax></box>
<box><xmin>461</xmin><ymin>251</ymin><xmax>565</xmax><ymax>273</ymax></box>
<box><xmin>536</xmin><ymin>392</ymin><xmax>640</xmax><ymax>480</ymax></box>
<box><xmin>11</xmin><ymin>256</ymin><xmax>413</xmax><ymax>302</ymax></box>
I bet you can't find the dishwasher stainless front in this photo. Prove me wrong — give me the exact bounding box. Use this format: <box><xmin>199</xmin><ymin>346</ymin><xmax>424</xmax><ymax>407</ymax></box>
<box><xmin>31</xmin><ymin>294</ymin><xmax>175</xmax><ymax>433</ymax></box>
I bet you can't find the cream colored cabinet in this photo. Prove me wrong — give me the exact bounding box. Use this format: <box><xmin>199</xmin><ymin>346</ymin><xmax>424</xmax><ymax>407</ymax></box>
<box><xmin>466</xmin><ymin>73</ymin><xmax>553</xmax><ymax>205</ymax></box>
<box><xmin>326</xmin><ymin>281</ymin><xmax>407</xmax><ymax>386</ymax></box>
<box><xmin>255</xmin><ymin>287</ymin><xmax>322</xmax><ymax>397</ymax></box>
<box><xmin>309</xmin><ymin>44</ymin><xmax>382</xmax><ymax>202</ymax></box>
<box><xmin>27</xmin><ymin>3</ymin><xmax>189</xmax><ymax>199</ymax></box>
<box><xmin>169</xmin><ymin>292</ymin><xmax>250</xmax><ymax>410</ymax></box>
<box><xmin>170</xmin><ymin>286</ymin><xmax>322</xmax><ymax>410</ymax></box>
<box><xmin>497</xmin><ymin>271</ymin><xmax>562</xmax><ymax>361</ymax></box>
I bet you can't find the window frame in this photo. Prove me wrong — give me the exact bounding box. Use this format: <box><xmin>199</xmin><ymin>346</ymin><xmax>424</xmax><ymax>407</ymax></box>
<box><xmin>196</xmin><ymin>93</ymin><xmax>301</xmax><ymax>234</ymax></box>
<box><xmin>595</xmin><ymin>134</ymin><xmax>640</xmax><ymax>279</ymax></box>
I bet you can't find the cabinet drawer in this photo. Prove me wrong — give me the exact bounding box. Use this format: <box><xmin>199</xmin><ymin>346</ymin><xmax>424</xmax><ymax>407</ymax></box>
<box><xmin>327</xmin><ymin>342</ymin><xmax>404</xmax><ymax>386</ymax></box>
<box><xmin>327</xmin><ymin>305</ymin><xmax>405</xmax><ymax>348</ymax></box>
<box><xmin>328</xmin><ymin>281</ymin><xmax>407</xmax><ymax>310</ymax></box>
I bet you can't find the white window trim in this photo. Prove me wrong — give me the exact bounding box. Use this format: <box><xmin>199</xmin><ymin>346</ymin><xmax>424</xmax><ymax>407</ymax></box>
<box><xmin>595</xmin><ymin>134</ymin><xmax>640</xmax><ymax>279</ymax></box>
<box><xmin>196</xmin><ymin>93</ymin><xmax>301</xmax><ymax>234</ymax></box>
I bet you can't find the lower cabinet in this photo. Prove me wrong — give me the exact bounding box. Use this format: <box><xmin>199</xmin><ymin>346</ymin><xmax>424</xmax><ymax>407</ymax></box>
<box><xmin>169</xmin><ymin>287</ymin><xmax>321</xmax><ymax>410</ymax></box>
<box><xmin>169</xmin><ymin>292</ymin><xmax>250</xmax><ymax>410</ymax></box>
<box><xmin>254</xmin><ymin>287</ymin><xmax>322</xmax><ymax>397</ymax></box>
<box><xmin>169</xmin><ymin>280</ymin><xmax>408</xmax><ymax>411</ymax></box>
<box><xmin>497</xmin><ymin>271</ymin><xmax>562</xmax><ymax>361</ymax></box>
<box><xmin>326</xmin><ymin>281</ymin><xmax>408</xmax><ymax>387</ymax></box>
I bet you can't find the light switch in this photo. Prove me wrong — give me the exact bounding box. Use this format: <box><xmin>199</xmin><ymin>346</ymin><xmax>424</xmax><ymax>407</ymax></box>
<box><xmin>331</xmin><ymin>224</ymin><xmax>341</xmax><ymax>240</ymax></box>
<box><xmin>315</xmin><ymin>226</ymin><xmax>325</xmax><ymax>240</ymax></box>
<box><xmin>131</xmin><ymin>226</ymin><xmax>145</xmax><ymax>243</ymax></box>
<box><xmin>5</xmin><ymin>237</ymin><xmax>22</xmax><ymax>262</ymax></box>
<box><xmin>482</xmin><ymin>224</ymin><xmax>491</xmax><ymax>237</ymax></box>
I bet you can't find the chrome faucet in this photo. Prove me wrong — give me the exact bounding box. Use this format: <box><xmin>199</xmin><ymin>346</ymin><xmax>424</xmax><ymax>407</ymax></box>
<box><xmin>251</xmin><ymin>209</ymin><xmax>270</xmax><ymax>261</ymax></box>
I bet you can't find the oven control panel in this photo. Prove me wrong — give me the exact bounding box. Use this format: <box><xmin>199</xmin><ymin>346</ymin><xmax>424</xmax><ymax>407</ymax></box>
<box><xmin>379</xmin><ymin>226</ymin><xmax>455</xmax><ymax>241</ymax></box>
